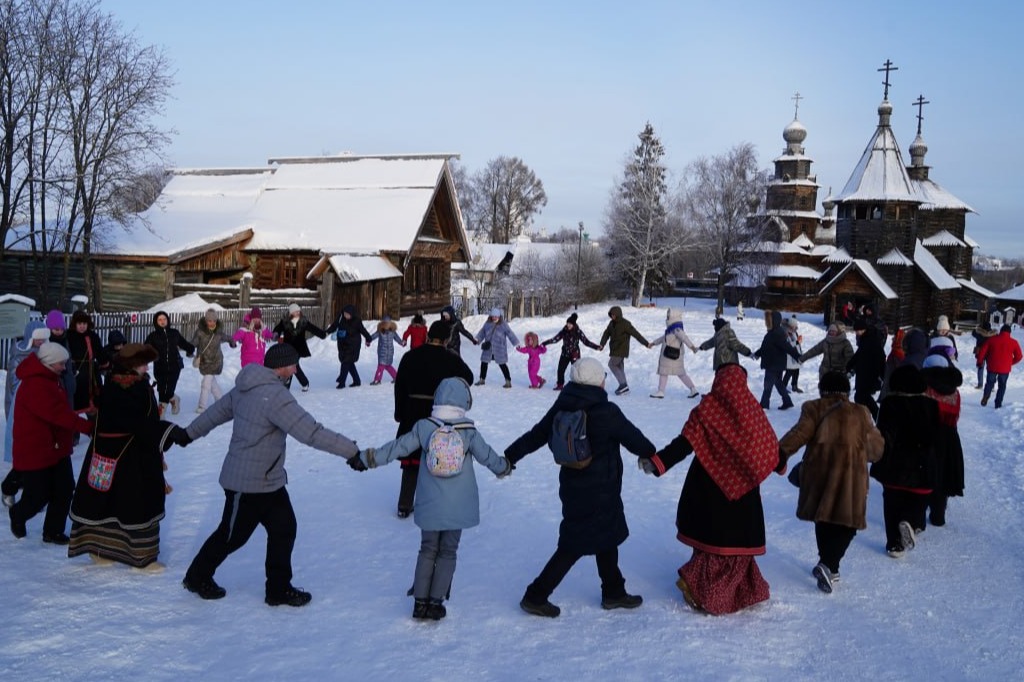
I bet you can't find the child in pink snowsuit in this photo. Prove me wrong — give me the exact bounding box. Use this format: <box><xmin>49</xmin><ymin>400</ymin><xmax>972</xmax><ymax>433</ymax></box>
<box><xmin>516</xmin><ymin>332</ymin><xmax>547</xmax><ymax>388</ymax></box>
<box><xmin>232</xmin><ymin>307</ymin><xmax>275</xmax><ymax>367</ymax></box>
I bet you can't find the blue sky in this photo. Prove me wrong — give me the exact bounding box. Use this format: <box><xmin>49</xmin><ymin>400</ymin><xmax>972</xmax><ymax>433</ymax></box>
<box><xmin>102</xmin><ymin>0</ymin><xmax>1023</xmax><ymax>255</ymax></box>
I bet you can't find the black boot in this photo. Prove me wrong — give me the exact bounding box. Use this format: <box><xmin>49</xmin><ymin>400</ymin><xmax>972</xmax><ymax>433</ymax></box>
<box><xmin>265</xmin><ymin>585</ymin><xmax>312</xmax><ymax>607</ymax></box>
<box><xmin>412</xmin><ymin>598</ymin><xmax>431</xmax><ymax>620</ymax></box>
<box><xmin>427</xmin><ymin>599</ymin><xmax>447</xmax><ymax>620</ymax></box>
<box><xmin>182</xmin><ymin>576</ymin><xmax>227</xmax><ymax>600</ymax></box>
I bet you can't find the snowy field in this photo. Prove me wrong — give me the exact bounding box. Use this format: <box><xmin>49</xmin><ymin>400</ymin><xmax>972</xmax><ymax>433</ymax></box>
<box><xmin>1</xmin><ymin>298</ymin><xmax>1022</xmax><ymax>681</ymax></box>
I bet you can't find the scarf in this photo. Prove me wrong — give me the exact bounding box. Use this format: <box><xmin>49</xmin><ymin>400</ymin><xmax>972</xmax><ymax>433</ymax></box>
<box><xmin>431</xmin><ymin>405</ymin><xmax>467</xmax><ymax>422</ymax></box>
<box><xmin>681</xmin><ymin>364</ymin><xmax>779</xmax><ymax>501</ymax></box>
<box><xmin>666</xmin><ymin>321</ymin><xmax>684</xmax><ymax>335</ymax></box>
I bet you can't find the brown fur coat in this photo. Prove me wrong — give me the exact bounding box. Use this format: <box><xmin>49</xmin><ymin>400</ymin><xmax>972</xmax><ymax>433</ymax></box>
<box><xmin>778</xmin><ymin>395</ymin><xmax>885</xmax><ymax>529</ymax></box>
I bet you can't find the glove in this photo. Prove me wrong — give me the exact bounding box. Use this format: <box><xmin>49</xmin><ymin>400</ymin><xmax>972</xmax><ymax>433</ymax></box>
<box><xmin>751</xmin><ymin>351</ymin><xmax>761</xmax><ymax>360</ymax></box>
<box><xmin>637</xmin><ymin>458</ymin><xmax>657</xmax><ymax>475</ymax></box>
<box><xmin>169</xmin><ymin>425</ymin><xmax>193</xmax><ymax>447</ymax></box>
<box><xmin>347</xmin><ymin>454</ymin><xmax>368</xmax><ymax>472</ymax></box>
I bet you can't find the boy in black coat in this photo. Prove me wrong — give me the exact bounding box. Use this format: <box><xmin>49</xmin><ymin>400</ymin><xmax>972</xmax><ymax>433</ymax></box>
<box><xmin>752</xmin><ymin>311</ymin><xmax>800</xmax><ymax>410</ymax></box>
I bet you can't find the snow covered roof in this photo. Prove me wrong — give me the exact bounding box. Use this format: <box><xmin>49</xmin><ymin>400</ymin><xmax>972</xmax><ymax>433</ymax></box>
<box><xmin>809</xmin><ymin>244</ymin><xmax>837</xmax><ymax>257</ymax></box>
<box><xmin>0</xmin><ymin>293</ymin><xmax>34</xmax><ymax>307</ymax></box>
<box><xmin>913</xmin><ymin>177</ymin><xmax>975</xmax><ymax>212</ymax></box>
<box><xmin>913</xmin><ymin>239</ymin><xmax>960</xmax><ymax>290</ymax></box>
<box><xmin>767</xmin><ymin>176</ymin><xmax>820</xmax><ymax>188</ymax></box>
<box><xmin>834</xmin><ymin>102</ymin><xmax>918</xmax><ymax>203</ymax></box>
<box><xmin>876</xmin><ymin>248</ymin><xmax>914</xmax><ymax>266</ymax></box>
<box><xmin>823</xmin><ymin>246</ymin><xmax>853</xmax><ymax>264</ymax></box>
<box><xmin>142</xmin><ymin>293</ymin><xmax>225</xmax><ymax>314</ymax></box>
<box><xmin>769</xmin><ymin>209</ymin><xmax>823</xmax><ymax>220</ymax></box>
<box><xmin>466</xmin><ymin>238</ymin><xmax>567</xmax><ymax>275</ymax></box>
<box><xmin>921</xmin><ymin>230</ymin><xmax>967</xmax><ymax>248</ymax></box>
<box><xmin>765</xmin><ymin>265</ymin><xmax>823</xmax><ymax>280</ymax></box>
<box><xmin>791</xmin><ymin>233</ymin><xmax>815</xmax><ymax>248</ymax></box>
<box><xmin>325</xmin><ymin>253</ymin><xmax>404</xmax><ymax>283</ymax></box>
<box><xmin>820</xmin><ymin>259</ymin><xmax>898</xmax><ymax>300</ymax></box>
<box><xmin>997</xmin><ymin>282</ymin><xmax>1024</xmax><ymax>301</ymax></box>
<box><xmin>964</xmin><ymin>233</ymin><xmax>980</xmax><ymax>248</ymax></box>
<box><xmin>957</xmin><ymin>278</ymin><xmax>996</xmax><ymax>299</ymax></box>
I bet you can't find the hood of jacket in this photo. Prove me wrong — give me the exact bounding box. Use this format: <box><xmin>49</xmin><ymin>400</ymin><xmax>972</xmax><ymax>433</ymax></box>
<box><xmin>433</xmin><ymin>377</ymin><xmax>473</xmax><ymax>411</ymax></box>
<box><xmin>666</xmin><ymin>308</ymin><xmax>683</xmax><ymax>325</ymax></box>
<box><xmin>608</xmin><ymin>305</ymin><xmax>622</xmax><ymax>320</ymax></box>
<box><xmin>17</xmin><ymin>320</ymin><xmax>47</xmax><ymax>352</ymax></box>
<box><xmin>152</xmin><ymin>310</ymin><xmax>169</xmax><ymax>328</ymax></box>
<box><xmin>770</xmin><ymin>310</ymin><xmax>783</xmax><ymax>329</ymax></box>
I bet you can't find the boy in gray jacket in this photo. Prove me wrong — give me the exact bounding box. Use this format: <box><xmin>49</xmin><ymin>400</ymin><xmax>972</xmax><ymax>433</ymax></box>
<box><xmin>171</xmin><ymin>343</ymin><xmax>361</xmax><ymax>607</ymax></box>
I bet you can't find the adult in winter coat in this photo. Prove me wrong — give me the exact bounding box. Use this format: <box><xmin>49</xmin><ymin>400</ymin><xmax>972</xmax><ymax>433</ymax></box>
<box><xmin>699</xmin><ymin>318</ymin><xmax>753</xmax><ymax>370</ymax></box>
<box><xmin>2</xmin><ymin>322</ymin><xmax>49</xmax><ymax>506</ymax></box>
<box><xmin>752</xmin><ymin>311</ymin><xmax>801</xmax><ymax>410</ymax></box>
<box><xmin>920</xmin><ymin>352</ymin><xmax>965</xmax><ymax>527</ymax></box>
<box><xmin>393</xmin><ymin>322</ymin><xmax>474</xmax><ymax>517</ymax></box>
<box><xmin>273</xmin><ymin>303</ymin><xmax>326</xmax><ymax>391</ymax></box>
<box><xmin>649</xmin><ymin>308</ymin><xmax>700</xmax><ymax>399</ymax></box>
<box><xmin>8</xmin><ymin>343</ymin><xmax>93</xmax><ymax>543</ymax></box>
<box><xmin>353</xmin><ymin>377</ymin><xmax>511</xmax><ymax>621</ymax></box>
<box><xmin>977</xmin><ymin>324</ymin><xmax>1023</xmax><ymax>409</ymax></box>
<box><xmin>800</xmin><ymin>323</ymin><xmax>855</xmax><ymax>378</ymax></box>
<box><xmin>439</xmin><ymin>306</ymin><xmax>477</xmax><ymax>357</ymax></box>
<box><xmin>68</xmin><ymin>344</ymin><xmax>177</xmax><ymax>569</ymax></box>
<box><xmin>368</xmin><ymin>315</ymin><xmax>406</xmax><ymax>385</ymax></box>
<box><xmin>190</xmin><ymin>309</ymin><xmax>237</xmax><ymax>412</ymax></box>
<box><xmin>847</xmin><ymin>319</ymin><xmax>886</xmax><ymax>420</ymax></box>
<box><xmin>782</xmin><ymin>317</ymin><xmax>804</xmax><ymax>393</ymax></box>
<box><xmin>871</xmin><ymin>365</ymin><xmax>939</xmax><ymax>557</ymax></box>
<box><xmin>145</xmin><ymin>310</ymin><xmax>196</xmax><ymax>415</ymax></box>
<box><xmin>474</xmin><ymin>308</ymin><xmax>519</xmax><ymax>388</ymax></box>
<box><xmin>325</xmin><ymin>304</ymin><xmax>373</xmax><ymax>388</ymax></box>
<box><xmin>598</xmin><ymin>305</ymin><xmax>651</xmax><ymax>396</ymax></box>
<box><xmin>541</xmin><ymin>312</ymin><xmax>601</xmax><ymax>390</ymax></box>
<box><xmin>171</xmin><ymin>343</ymin><xmax>362</xmax><ymax>606</ymax></box>
<box><xmin>639</xmin><ymin>363</ymin><xmax>780</xmax><ymax>615</ymax></box>
<box><xmin>971</xmin><ymin>321</ymin><xmax>996</xmax><ymax>389</ymax></box>
<box><xmin>506</xmin><ymin>358</ymin><xmax>655</xmax><ymax>618</ymax></box>
<box><xmin>233</xmin><ymin>307</ymin><xmax>274</xmax><ymax>368</ymax></box>
<box><xmin>778</xmin><ymin>372</ymin><xmax>885</xmax><ymax>593</ymax></box>
<box><xmin>66</xmin><ymin>310</ymin><xmax>104</xmax><ymax>412</ymax></box>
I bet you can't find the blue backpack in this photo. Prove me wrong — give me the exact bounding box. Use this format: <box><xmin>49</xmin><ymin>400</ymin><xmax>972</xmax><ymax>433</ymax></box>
<box><xmin>548</xmin><ymin>410</ymin><xmax>593</xmax><ymax>469</ymax></box>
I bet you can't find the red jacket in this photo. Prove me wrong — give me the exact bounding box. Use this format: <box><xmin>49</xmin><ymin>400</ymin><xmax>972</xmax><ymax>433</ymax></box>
<box><xmin>402</xmin><ymin>324</ymin><xmax>428</xmax><ymax>350</ymax></box>
<box><xmin>977</xmin><ymin>330</ymin><xmax>1023</xmax><ymax>374</ymax></box>
<box><xmin>12</xmin><ymin>353</ymin><xmax>92</xmax><ymax>471</ymax></box>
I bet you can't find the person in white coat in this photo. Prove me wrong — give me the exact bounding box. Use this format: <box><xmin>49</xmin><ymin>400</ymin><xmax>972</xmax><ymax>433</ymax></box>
<box><xmin>782</xmin><ymin>316</ymin><xmax>805</xmax><ymax>393</ymax></box>
<box><xmin>649</xmin><ymin>308</ymin><xmax>700</xmax><ymax>399</ymax></box>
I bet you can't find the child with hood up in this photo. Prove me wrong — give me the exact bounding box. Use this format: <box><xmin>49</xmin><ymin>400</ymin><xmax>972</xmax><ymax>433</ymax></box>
<box><xmin>516</xmin><ymin>332</ymin><xmax>547</xmax><ymax>388</ymax></box>
<box><xmin>369</xmin><ymin>314</ymin><xmax>406</xmax><ymax>385</ymax></box>
<box><xmin>649</xmin><ymin>308</ymin><xmax>699</xmax><ymax>399</ymax></box>
<box><xmin>145</xmin><ymin>310</ymin><xmax>196</xmax><ymax>415</ymax></box>
<box><xmin>541</xmin><ymin>312</ymin><xmax>601</xmax><ymax>390</ymax></box>
<box><xmin>325</xmin><ymin>304</ymin><xmax>373</xmax><ymax>388</ymax></box>
<box><xmin>474</xmin><ymin>308</ymin><xmax>518</xmax><ymax>388</ymax></box>
<box><xmin>349</xmin><ymin>377</ymin><xmax>511</xmax><ymax>621</ymax></box>
<box><xmin>598</xmin><ymin>306</ymin><xmax>651</xmax><ymax>396</ymax></box>
<box><xmin>403</xmin><ymin>312</ymin><xmax>429</xmax><ymax>350</ymax></box>
<box><xmin>232</xmin><ymin>307</ymin><xmax>274</xmax><ymax>369</ymax></box>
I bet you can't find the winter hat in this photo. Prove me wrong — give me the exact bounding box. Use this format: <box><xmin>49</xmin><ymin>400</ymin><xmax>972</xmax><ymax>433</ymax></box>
<box><xmin>115</xmin><ymin>343</ymin><xmax>158</xmax><ymax>369</ymax></box>
<box><xmin>107</xmin><ymin>329</ymin><xmax>127</xmax><ymax>346</ymax></box>
<box><xmin>37</xmin><ymin>341</ymin><xmax>69</xmax><ymax>367</ymax></box>
<box><xmin>936</xmin><ymin>315</ymin><xmax>950</xmax><ymax>332</ymax></box>
<box><xmin>427</xmin><ymin>320</ymin><xmax>451</xmax><ymax>341</ymax></box>
<box><xmin>929</xmin><ymin>335</ymin><xmax>955</xmax><ymax>359</ymax></box>
<box><xmin>489</xmin><ymin>307</ymin><xmax>502</xmax><ymax>318</ymax></box>
<box><xmin>152</xmin><ymin>310</ymin><xmax>169</xmax><ymax>326</ymax></box>
<box><xmin>570</xmin><ymin>357</ymin><xmax>605</xmax><ymax>387</ymax></box>
<box><xmin>787</xmin><ymin>317</ymin><xmax>799</xmax><ymax>329</ymax></box>
<box><xmin>818</xmin><ymin>371</ymin><xmax>850</xmax><ymax>395</ymax></box>
<box><xmin>566</xmin><ymin>312</ymin><xmax>578</xmax><ymax>325</ymax></box>
<box><xmin>712</xmin><ymin>318</ymin><xmax>727</xmax><ymax>332</ymax></box>
<box><xmin>826</xmin><ymin>323</ymin><xmax>841</xmax><ymax>336</ymax></box>
<box><xmin>70</xmin><ymin>310</ymin><xmax>91</xmax><ymax>327</ymax></box>
<box><xmin>264</xmin><ymin>343</ymin><xmax>299</xmax><ymax>369</ymax></box>
<box><xmin>288</xmin><ymin>303</ymin><xmax>301</xmax><ymax>315</ymax></box>
<box><xmin>30</xmin><ymin>326</ymin><xmax>50</xmax><ymax>342</ymax></box>
<box><xmin>249</xmin><ymin>306</ymin><xmax>262</xmax><ymax>320</ymax></box>
<box><xmin>922</xmin><ymin>352</ymin><xmax>951</xmax><ymax>369</ymax></box>
<box><xmin>18</xmin><ymin>321</ymin><xmax>47</xmax><ymax>351</ymax></box>
<box><xmin>205</xmin><ymin>308</ymin><xmax>218</xmax><ymax>322</ymax></box>
<box><xmin>45</xmin><ymin>309</ymin><xmax>65</xmax><ymax>330</ymax></box>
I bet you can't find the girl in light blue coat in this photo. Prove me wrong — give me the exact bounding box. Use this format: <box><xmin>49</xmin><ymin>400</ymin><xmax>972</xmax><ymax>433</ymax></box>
<box><xmin>356</xmin><ymin>377</ymin><xmax>511</xmax><ymax>620</ymax></box>
<box><xmin>474</xmin><ymin>308</ymin><xmax>519</xmax><ymax>388</ymax></box>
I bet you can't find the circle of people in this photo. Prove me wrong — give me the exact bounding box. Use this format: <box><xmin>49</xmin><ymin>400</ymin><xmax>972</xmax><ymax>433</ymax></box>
<box><xmin>3</xmin><ymin>300</ymin><xmax>1015</xmax><ymax>618</ymax></box>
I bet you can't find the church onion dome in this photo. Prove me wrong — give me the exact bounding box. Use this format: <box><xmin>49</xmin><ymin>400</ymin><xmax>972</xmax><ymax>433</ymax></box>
<box><xmin>909</xmin><ymin>133</ymin><xmax>928</xmax><ymax>167</ymax></box>
<box><xmin>783</xmin><ymin>118</ymin><xmax>807</xmax><ymax>154</ymax></box>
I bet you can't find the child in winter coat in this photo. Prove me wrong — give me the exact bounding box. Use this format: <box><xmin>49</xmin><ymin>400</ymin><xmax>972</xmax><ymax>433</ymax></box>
<box><xmin>369</xmin><ymin>315</ymin><xmax>406</xmax><ymax>385</ymax></box>
<box><xmin>232</xmin><ymin>307</ymin><xmax>274</xmax><ymax>369</ymax></box>
<box><xmin>325</xmin><ymin>304</ymin><xmax>373</xmax><ymax>388</ymax></box>
<box><xmin>871</xmin><ymin>365</ymin><xmax>939</xmax><ymax>558</ymax></box>
<box><xmin>403</xmin><ymin>312</ymin><xmax>429</xmax><ymax>350</ymax></box>
<box><xmin>350</xmin><ymin>377</ymin><xmax>511</xmax><ymax>620</ymax></box>
<box><xmin>698</xmin><ymin>318</ymin><xmax>753</xmax><ymax>370</ymax></box>
<box><xmin>778</xmin><ymin>372</ymin><xmax>885</xmax><ymax>593</ymax></box>
<box><xmin>782</xmin><ymin>317</ymin><xmax>804</xmax><ymax>393</ymax></box>
<box><xmin>516</xmin><ymin>332</ymin><xmax>547</xmax><ymax>388</ymax></box>
<box><xmin>145</xmin><ymin>310</ymin><xmax>196</xmax><ymax>415</ymax></box>
<box><xmin>191</xmin><ymin>308</ymin><xmax>237</xmax><ymax>412</ymax></box>
<box><xmin>541</xmin><ymin>312</ymin><xmax>600</xmax><ymax>390</ymax></box>
<box><xmin>649</xmin><ymin>308</ymin><xmax>699</xmax><ymax>399</ymax></box>
<box><xmin>475</xmin><ymin>308</ymin><xmax>519</xmax><ymax>388</ymax></box>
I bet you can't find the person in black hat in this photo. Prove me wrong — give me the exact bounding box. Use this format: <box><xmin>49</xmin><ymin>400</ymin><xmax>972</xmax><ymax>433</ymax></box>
<box><xmin>698</xmin><ymin>318</ymin><xmax>753</xmax><ymax>371</ymax></box>
<box><xmin>391</xmin><ymin>321</ymin><xmax>474</xmax><ymax>517</ymax></box>
<box><xmin>541</xmin><ymin>312</ymin><xmax>601</xmax><ymax>390</ymax></box>
<box><xmin>847</xmin><ymin>318</ymin><xmax>886</xmax><ymax>420</ymax></box>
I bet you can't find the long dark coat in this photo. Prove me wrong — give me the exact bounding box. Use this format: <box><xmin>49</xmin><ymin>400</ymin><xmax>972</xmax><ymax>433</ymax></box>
<box><xmin>70</xmin><ymin>368</ymin><xmax>172</xmax><ymax>528</ymax></box>
<box><xmin>505</xmin><ymin>382</ymin><xmax>655</xmax><ymax>555</ymax></box>
<box><xmin>325</xmin><ymin>305</ymin><xmax>372</xmax><ymax>363</ymax></box>
<box><xmin>848</xmin><ymin>326</ymin><xmax>886</xmax><ymax>393</ymax></box>
<box><xmin>871</xmin><ymin>367</ymin><xmax>939</xmax><ymax>490</ymax></box>
<box><xmin>273</xmin><ymin>315</ymin><xmax>326</xmax><ymax>358</ymax></box>
<box><xmin>66</xmin><ymin>328</ymin><xmax>104</xmax><ymax>410</ymax></box>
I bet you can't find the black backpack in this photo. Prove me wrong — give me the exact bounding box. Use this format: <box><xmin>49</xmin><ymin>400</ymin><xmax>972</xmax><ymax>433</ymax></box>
<box><xmin>548</xmin><ymin>409</ymin><xmax>593</xmax><ymax>469</ymax></box>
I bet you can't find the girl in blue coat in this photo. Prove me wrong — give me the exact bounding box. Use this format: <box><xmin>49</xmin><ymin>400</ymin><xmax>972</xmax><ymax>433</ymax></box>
<box><xmin>474</xmin><ymin>308</ymin><xmax>519</xmax><ymax>388</ymax></box>
<box><xmin>354</xmin><ymin>377</ymin><xmax>511</xmax><ymax>620</ymax></box>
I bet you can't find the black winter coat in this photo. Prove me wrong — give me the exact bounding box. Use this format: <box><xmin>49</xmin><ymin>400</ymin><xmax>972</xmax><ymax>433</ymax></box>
<box><xmin>848</xmin><ymin>327</ymin><xmax>886</xmax><ymax>393</ymax></box>
<box><xmin>871</xmin><ymin>392</ymin><xmax>939</xmax><ymax>490</ymax></box>
<box><xmin>325</xmin><ymin>306</ymin><xmax>372</xmax><ymax>363</ymax></box>
<box><xmin>505</xmin><ymin>382</ymin><xmax>655</xmax><ymax>555</ymax></box>
<box><xmin>66</xmin><ymin>328</ymin><xmax>104</xmax><ymax>410</ymax></box>
<box><xmin>441</xmin><ymin>306</ymin><xmax>476</xmax><ymax>356</ymax></box>
<box><xmin>144</xmin><ymin>324</ymin><xmax>195</xmax><ymax>372</ymax></box>
<box><xmin>274</xmin><ymin>316</ymin><xmax>326</xmax><ymax>358</ymax></box>
<box><xmin>755</xmin><ymin>312</ymin><xmax>799</xmax><ymax>371</ymax></box>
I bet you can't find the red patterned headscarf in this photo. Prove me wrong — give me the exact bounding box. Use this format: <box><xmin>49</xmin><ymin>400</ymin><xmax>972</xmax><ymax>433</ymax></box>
<box><xmin>681</xmin><ymin>363</ymin><xmax>779</xmax><ymax>501</ymax></box>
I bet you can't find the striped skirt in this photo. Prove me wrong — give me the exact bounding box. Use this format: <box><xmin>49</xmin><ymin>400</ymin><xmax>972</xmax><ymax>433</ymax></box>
<box><xmin>68</xmin><ymin>517</ymin><xmax>162</xmax><ymax>568</ymax></box>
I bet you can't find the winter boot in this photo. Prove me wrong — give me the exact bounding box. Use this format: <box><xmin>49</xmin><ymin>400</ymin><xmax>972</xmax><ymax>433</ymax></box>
<box><xmin>601</xmin><ymin>593</ymin><xmax>643</xmax><ymax>610</ymax></box>
<box><xmin>812</xmin><ymin>562</ymin><xmax>833</xmax><ymax>594</ymax></box>
<box><xmin>520</xmin><ymin>597</ymin><xmax>560</xmax><ymax>618</ymax></box>
<box><xmin>42</xmin><ymin>532</ymin><xmax>70</xmax><ymax>545</ymax></box>
<box><xmin>9</xmin><ymin>507</ymin><xmax>25</xmax><ymax>539</ymax></box>
<box><xmin>412</xmin><ymin>599</ymin><xmax>431</xmax><ymax>620</ymax></box>
<box><xmin>503</xmin><ymin>380</ymin><xmax>512</xmax><ymax>389</ymax></box>
<box><xmin>265</xmin><ymin>585</ymin><xmax>312</xmax><ymax>607</ymax></box>
<box><xmin>474</xmin><ymin>379</ymin><xmax>485</xmax><ymax>386</ymax></box>
<box><xmin>182</xmin><ymin>576</ymin><xmax>227</xmax><ymax>600</ymax></box>
<box><xmin>427</xmin><ymin>599</ymin><xmax>447</xmax><ymax>620</ymax></box>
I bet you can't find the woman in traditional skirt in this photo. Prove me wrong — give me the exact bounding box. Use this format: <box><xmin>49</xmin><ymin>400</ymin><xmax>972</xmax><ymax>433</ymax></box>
<box><xmin>640</xmin><ymin>363</ymin><xmax>782</xmax><ymax>615</ymax></box>
<box><xmin>68</xmin><ymin>344</ymin><xmax>176</xmax><ymax>571</ymax></box>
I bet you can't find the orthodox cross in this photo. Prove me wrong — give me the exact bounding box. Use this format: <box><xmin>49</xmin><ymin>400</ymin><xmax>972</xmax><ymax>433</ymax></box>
<box><xmin>792</xmin><ymin>91</ymin><xmax>803</xmax><ymax>118</ymax></box>
<box><xmin>913</xmin><ymin>94</ymin><xmax>930</xmax><ymax>135</ymax></box>
<box><xmin>878</xmin><ymin>59</ymin><xmax>898</xmax><ymax>100</ymax></box>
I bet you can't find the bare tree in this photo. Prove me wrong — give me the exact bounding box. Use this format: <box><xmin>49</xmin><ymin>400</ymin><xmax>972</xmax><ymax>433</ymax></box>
<box><xmin>470</xmin><ymin>156</ymin><xmax>547</xmax><ymax>243</ymax></box>
<box><xmin>679</xmin><ymin>142</ymin><xmax>775</xmax><ymax>314</ymax></box>
<box><xmin>449</xmin><ymin>159</ymin><xmax>478</xmax><ymax>236</ymax></box>
<box><xmin>603</xmin><ymin>122</ymin><xmax>688</xmax><ymax>306</ymax></box>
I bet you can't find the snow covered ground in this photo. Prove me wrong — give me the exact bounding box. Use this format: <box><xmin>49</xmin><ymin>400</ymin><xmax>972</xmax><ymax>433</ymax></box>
<box><xmin>2</xmin><ymin>298</ymin><xmax>1022</xmax><ymax>681</ymax></box>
